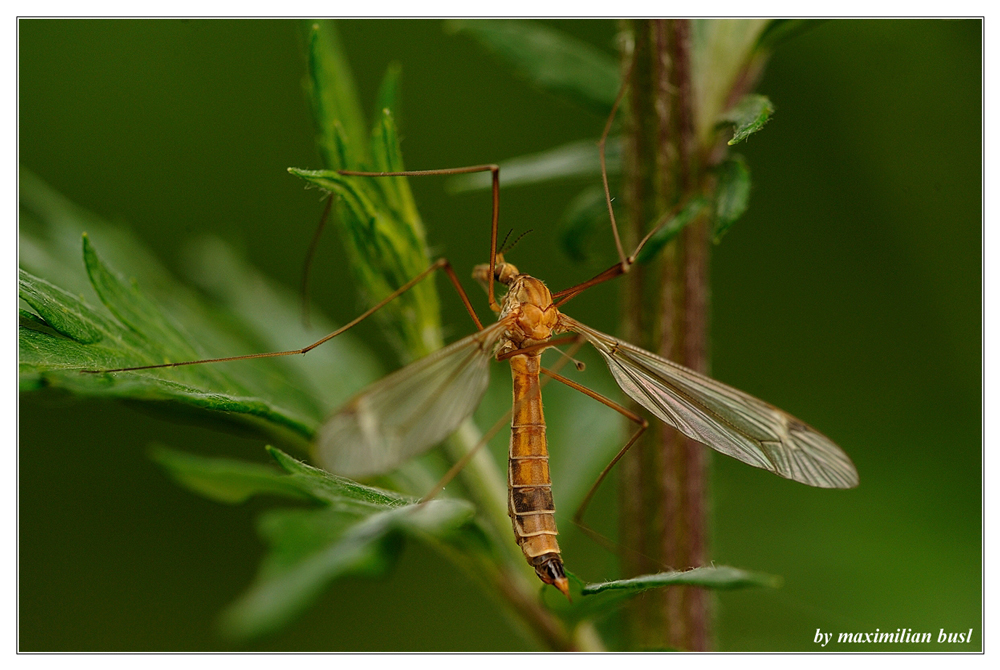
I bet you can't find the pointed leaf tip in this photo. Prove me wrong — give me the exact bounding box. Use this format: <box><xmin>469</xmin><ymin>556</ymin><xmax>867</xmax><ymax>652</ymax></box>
<box><xmin>719</xmin><ymin>94</ymin><xmax>775</xmax><ymax>145</ymax></box>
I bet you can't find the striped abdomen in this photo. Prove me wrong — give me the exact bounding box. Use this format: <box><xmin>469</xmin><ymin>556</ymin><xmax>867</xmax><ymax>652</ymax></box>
<box><xmin>507</xmin><ymin>352</ymin><xmax>570</xmax><ymax>598</ymax></box>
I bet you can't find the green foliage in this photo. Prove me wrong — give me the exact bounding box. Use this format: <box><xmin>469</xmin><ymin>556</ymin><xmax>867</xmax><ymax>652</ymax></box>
<box><xmin>532</xmin><ymin>566</ymin><xmax>778</xmax><ymax>628</ymax></box>
<box><xmin>713</xmin><ymin>155</ymin><xmax>752</xmax><ymax>242</ymax></box>
<box><xmin>20</xmin><ymin>240</ymin><xmax>311</xmax><ymax>441</ymax></box>
<box><xmin>690</xmin><ymin>20</ymin><xmax>772</xmax><ymax>145</ymax></box>
<box><xmin>19</xmin><ymin>169</ymin><xmax>383</xmax><ymax>444</ymax></box>
<box><xmin>17</xmin><ymin>179</ymin><xmax>503</xmax><ymax>641</ymax></box>
<box><xmin>19</xmin><ymin>268</ymin><xmax>103</xmax><ymax>347</ymax></box>
<box><xmin>151</xmin><ymin>445</ymin><xmax>315</xmax><ymax>504</ymax></box>
<box><xmin>303</xmin><ymin>21</ymin><xmax>369</xmax><ymax>170</ymax></box>
<box><xmin>720</xmin><ymin>94</ymin><xmax>775</xmax><ymax>145</ymax></box>
<box><xmin>558</xmin><ymin>185</ymin><xmax>610</xmax><ymax>263</ymax></box>
<box><xmin>635</xmin><ymin>197</ymin><xmax>710</xmax><ymax>263</ymax></box>
<box><xmin>153</xmin><ymin>445</ymin><xmax>484</xmax><ymax>639</ymax></box>
<box><xmin>299</xmin><ymin>21</ymin><xmax>441</xmax><ymax>362</ymax></box>
<box><xmin>582</xmin><ymin>566</ymin><xmax>781</xmax><ymax>595</ymax></box>
<box><xmin>447</xmin><ymin>19</ymin><xmax>619</xmax><ymax>114</ymax></box>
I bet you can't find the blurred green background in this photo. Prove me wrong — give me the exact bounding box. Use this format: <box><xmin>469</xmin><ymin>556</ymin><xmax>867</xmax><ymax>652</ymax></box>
<box><xmin>19</xmin><ymin>19</ymin><xmax>980</xmax><ymax>651</ymax></box>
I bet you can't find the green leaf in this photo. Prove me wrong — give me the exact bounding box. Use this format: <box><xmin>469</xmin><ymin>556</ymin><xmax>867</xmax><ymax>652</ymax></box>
<box><xmin>536</xmin><ymin>569</ymin><xmax>636</xmax><ymax>625</ymax></box>
<box><xmin>374</xmin><ymin>61</ymin><xmax>403</xmax><ymax>126</ymax></box>
<box><xmin>303</xmin><ymin>20</ymin><xmax>369</xmax><ymax>169</ymax></box>
<box><xmin>370</xmin><ymin>107</ymin><xmax>423</xmax><ymax>232</ymax></box>
<box><xmin>265</xmin><ymin>446</ymin><xmax>409</xmax><ymax>508</ymax></box>
<box><xmin>713</xmin><ymin>155</ymin><xmax>752</xmax><ymax>242</ymax></box>
<box><xmin>690</xmin><ymin>19</ymin><xmax>772</xmax><ymax>146</ymax></box>
<box><xmin>755</xmin><ymin>19</ymin><xmax>824</xmax><ymax>51</ymax></box>
<box><xmin>635</xmin><ymin>196</ymin><xmax>709</xmax><ymax>264</ymax></box>
<box><xmin>583</xmin><ymin>565</ymin><xmax>781</xmax><ymax>595</ymax></box>
<box><xmin>221</xmin><ymin>500</ymin><xmax>474</xmax><ymax>638</ymax></box>
<box><xmin>534</xmin><ymin>565</ymin><xmax>779</xmax><ymax>625</ymax></box>
<box><xmin>160</xmin><ymin>446</ymin><xmax>478</xmax><ymax>639</ymax></box>
<box><xmin>152</xmin><ymin>445</ymin><xmax>409</xmax><ymax>509</ymax></box>
<box><xmin>448</xmin><ymin>19</ymin><xmax>619</xmax><ymax>114</ymax></box>
<box><xmin>18</xmin><ymin>268</ymin><xmax>105</xmax><ymax>345</ymax></box>
<box><xmin>558</xmin><ymin>185</ymin><xmax>610</xmax><ymax>263</ymax></box>
<box><xmin>447</xmin><ymin>137</ymin><xmax>621</xmax><ymax>193</ymax></box>
<box><xmin>719</xmin><ymin>93</ymin><xmax>775</xmax><ymax>145</ymax></box>
<box><xmin>19</xmin><ymin>173</ymin><xmax>382</xmax><ymax>446</ymax></box>
<box><xmin>83</xmin><ymin>234</ymin><xmax>202</xmax><ymax>362</ymax></box>
<box><xmin>20</xmin><ymin>240</ymin><xmax>212</xmax><ymax>380</ymax></box>
<box><xmin>19</xmin><ymin>246</ymin><xmax>312</xmax><ymax>442</ymax></box>
<box><xmin>150</xmin><ymin>445</ymin><xmax>316</xmax><ymax>505</ymax></box>
<box><xmin>293</xmin><ymin>162</ymin><xmax>443</xmax><ymax>362</ymax></box>
<box><xmin>290</xmin><ymin>168</ymin><xmax>379</xmax><ymax>222</ymax></box>
<box><xmin>294</xmin><ymin>24</ymin><xmax>444</xmax><ymax>362</ymax></box>
<box><xmin>150</xmin><ymin>445</ymin><xmax>483</xmax><ymax>638</ymax></box>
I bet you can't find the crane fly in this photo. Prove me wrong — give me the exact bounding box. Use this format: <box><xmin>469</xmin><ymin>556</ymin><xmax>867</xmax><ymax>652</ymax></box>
<box><xmin>86</xmin><ymin>79</ymin><xmax>859</xmax><ymax>601</ymax></box>
<box><xmin>309</xmin><ymin>213</ymin><xmax>859</xmax><ymax>599</ymax></box>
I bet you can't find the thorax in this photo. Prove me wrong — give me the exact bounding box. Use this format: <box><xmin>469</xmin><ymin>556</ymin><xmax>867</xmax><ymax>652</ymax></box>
<box><xmin>498</xmin><ymin>274</ymin><xmax>560</xmax><ymax>357</ymax></box>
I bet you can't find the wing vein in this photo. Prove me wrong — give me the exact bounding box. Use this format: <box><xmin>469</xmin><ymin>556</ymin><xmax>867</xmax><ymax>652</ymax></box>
<box><xmin>316</xmin><ymin>319</ymin><xmax>509</xmax><ymax>478</ymax></box>
<box><xmin>558</xmin><ymin>314</ymin><xmax>858</xmax><ymax>489</ymax></box>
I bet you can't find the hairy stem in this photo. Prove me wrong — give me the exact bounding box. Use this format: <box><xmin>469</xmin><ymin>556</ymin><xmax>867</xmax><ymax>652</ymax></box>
<box><xmin>619</xmin><ymin>18</ymin><xmax>712</xmax><ymax>651</ymax></box>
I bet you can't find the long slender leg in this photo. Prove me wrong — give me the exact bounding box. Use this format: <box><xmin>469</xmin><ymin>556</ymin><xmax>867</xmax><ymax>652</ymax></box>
<box><xmin>537</xmin><ymin>367</ymin><xmax>648</xmax><ymax>526</ymax></box>
<box><xmin>550</xmin><ymin>60</ymin><xmax>634</xmax><ymax>307</ymax></box>
<box><xmin>551</xmin><ymin>57</ymin><xmax>686</xmax><ymax>309</ymax></box>
<box><xmin>552</xmin><ymin>209</ymin><xmax>685</xmax><ymax>308</ymax></box>
<box><xmin>420</xmin><ymin>406</ymin><xmax>513</xmax><ymax>504</ymax></box>
<box><xmin>300</xmin><ymin>194</ymin><xmax>334</xmax><ymax>327</ymax></box>
<box><xmin>82</xmin><ymin>257</ymin><xmax>482</xmax><ymax>374</ymax></box>
<box><xmin>539</xmin><ymin>367</ymin><xmax>672</xmax><ymax>574</ymax></box>
<box><xmin>599</xmin><ymin>57</ymin><xmax>636</xmax><ymax>269</ymax></box>
<box><xmin>339</xmin><ymin>166</ymin><xmax>502</xmax><ymax>312</ymax></box>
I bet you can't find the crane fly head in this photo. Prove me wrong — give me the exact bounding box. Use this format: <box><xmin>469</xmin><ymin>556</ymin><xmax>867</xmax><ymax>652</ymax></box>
<box><xmin>472</xmin><ymin>253</ymin><xmax>519</xmax><ymax>287</ymax></box>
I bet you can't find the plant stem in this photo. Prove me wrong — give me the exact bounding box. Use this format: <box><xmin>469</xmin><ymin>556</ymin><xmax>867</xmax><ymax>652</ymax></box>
<box><xmin>492</xmin><ymin>565</ymin><xmax>604</xmax><ymax>651</ymax></box>
<box><xmin>618</xmin><ymin>18</ymin><xmax>712</xmax><ymax>651</ymax></box>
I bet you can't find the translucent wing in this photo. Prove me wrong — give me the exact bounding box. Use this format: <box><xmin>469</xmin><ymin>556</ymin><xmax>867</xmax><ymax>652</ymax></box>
<box><xmin>315</xmin><ymin>320</ymin><xmax>509</xmax><ymax>479</ymax></box>
<box><xmin>560</xmin><ymin>315</ymin><xmax>858</xmax><ymax>489</ymax></box>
